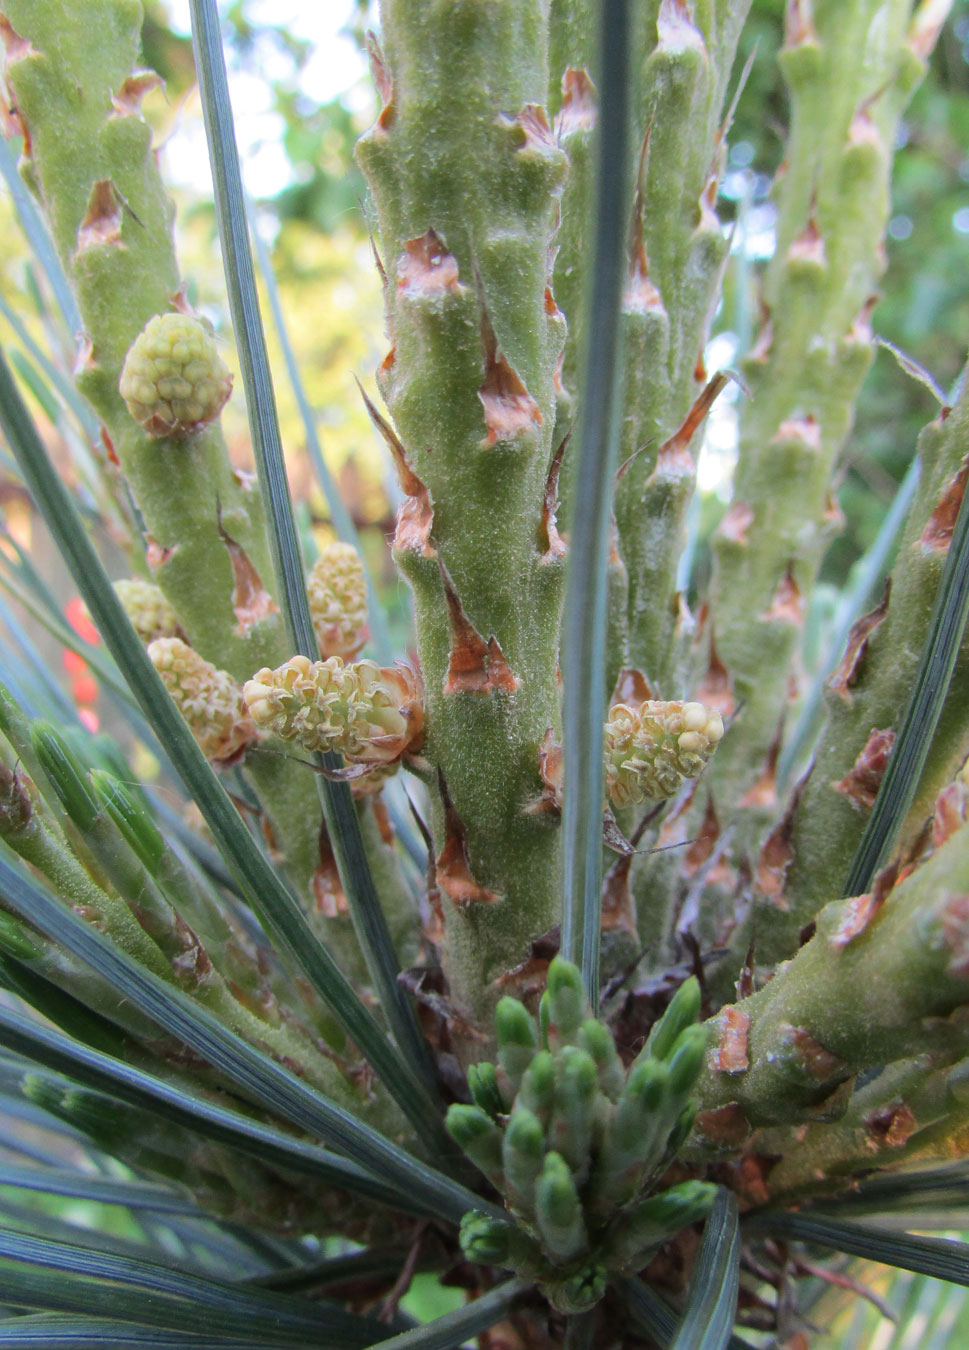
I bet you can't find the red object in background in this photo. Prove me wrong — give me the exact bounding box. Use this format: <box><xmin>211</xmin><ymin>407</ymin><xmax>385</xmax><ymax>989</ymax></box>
<box><xmin>63</xmin><ymin>596</ymin><xmax>100</xmax><ymax>730</ymax></box>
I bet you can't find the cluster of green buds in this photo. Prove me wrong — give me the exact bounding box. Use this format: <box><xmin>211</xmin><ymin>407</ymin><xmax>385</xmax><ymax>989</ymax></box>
<box><xmin>604</xmin><ymin>700</ymin><xmax>724</xmax><ymax>808</ymax></box>
<box><xmin>242</xmin><ymin>655</ymin><xmax>423</xmax><ymax>772</ymax></box>
<box><xmin>114</xmin><ymin>578</ymin><xmax>180</xmax><ymax>645</ymax></box>
<box><xmin>446</xmin><ymin>959</ymin><xmax>714</xmax><ymax>1313</ymax></box>
<box><xmin>148</xmin><ymin>638</ymin><xmax>256</xmax><ymax>764</ymax></box>
<box><xmin>119</xmin><ymin>313</ymin><xmax>233</xmax><ymax>438</ymax></box>
<box><xmin>307</xmin><ymin>542</ymin><xmax>369</xmax><ymax>660</ymax></box>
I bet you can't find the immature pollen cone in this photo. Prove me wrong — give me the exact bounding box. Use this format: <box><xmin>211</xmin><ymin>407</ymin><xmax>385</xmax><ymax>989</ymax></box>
<box><xmin>307</xmin><ymin>543</ymin><xmax>369</xmax><ymax>659</ymax></box>
<box><xmin>243</xmin><ymin>655</ymin><xmax>423</xmax><ymax>766</ymax></box>
<box><xmin>114</xmin><ymin>578</ymin><xmax>179</xmax><ymax>644</ymax></box>
<box><xmin>149</xmin><ymin>638</ymin><xmax>256</xmax><ymax>764</ymax></box>
<box><xmin>120</xmin><ymin>313</ymin><xmax>233</xmax><ymax>437</ymax></box>
<box><xmin>604</xmin><ymin>699</ymin><xmax>724</xmax><ymax>807</ymax></box>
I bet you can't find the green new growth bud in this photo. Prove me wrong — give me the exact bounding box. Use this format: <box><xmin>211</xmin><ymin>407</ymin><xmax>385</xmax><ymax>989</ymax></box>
<box><xmin>646</xmin><ymin>1179</ymin><xmax>716</xmax><ymax>1229</ymax></box>
<box><xmin>76</xmin><ymin>733</ymin><xmax>148</xmax><ymax>810</ymax></box>
<box><xmin>502</xmin><ymin>1106</ymin><xmax>545</xmax><ymax>1215</ymax></box>
<box><xmin>458</xmin><ymin>1210</ymin><xmax>541</xmax><ymax>1273</ymax></box>
<box><xmin>594</xmin><ymin>1058</ymin><xmax>671</xmax><ymax>1210</ymax></box>
<box><xmin>30</xmin><ymin>723</ymin><xmax>98</xmax><ymax>830</ymax></box>
<box><xmin>549</xmin><ymin>1046</ymin><xmax>598</xmax><ymax>1176</ymax></box>
<box><xmin>615</xmin><ymin>1058</ymin><xmax>670</xmax><ymax>1150</ymax></box>
<box><xmin>496</xmin><ymin>996</ymin><xmax>540</xmax><ymax>1089</ymax></box>
<box><xmin>0</xmin><ymin>765</ymin><xmax>32</xmax><ymax>837</ymax></box>
<box><xmin>445</xmin><ymin>1104</ymin><xmax>504</xmax><ymax>1186</ymax></box>
<box><xmin>535</xmin><ymin>1150</ymin><xmax>588</xmax><ymax>1264</ymax></box>
<box><xmin>496</xmin><ymin>996</ymin><xmax>540</xmax><ymax>1051</ymax></box>
<box><xmin>644</xmin><ymin>976</ymin><xmax>702</xmax><ymax>1063</ymax></box>
<box><xmin>542</xmin><ymin>1261</ymin><xmax>608</xmax><ymax>1315</ymax></box>
<box><xmin>518</xmin><ymin>1049</ymin><xmax>556</xmax><ymax>1124</ymax></box>
<box><xmin>603</xmin><ymin>1180</ymin><xmax>717</xmax><ymax>1269</ymax></box>
<box><xmin>113</xmin><ymin>578</ymin><xmax>180</xmax><ymax>645</ymax></box>
<box><xmin>90</xmin><ymin>771</ymin><xmax>164</xmax><ymax>875</ymax></box>
<box><xmin>539</xmin><ymin>990</ymin><xmax>551</xmax><ymax>1048</ymax></box>
<box><xmin>546</xmin><ymin>957</ymin><xmax>589</xmax><ymax>1048</ymax></box>
<box><xmin>666</xmin><ymin>1100</ymin><xmax>698</xmax><ymax>1156</ymax></box>
<box><xmin>149</xmin><ymin>639</ymin><xmax>257</xmax><ymax>764</ymax></box>
<box><xmin>467</xmin><ymin>1063</ymin><xmax>483</xmax><ymax>1100</ymax></box>
<box><xmin>459</xmin><ymin>1211</ymin><xmax>514</xmax><ymax>1265</ymax></box>
<box><xmin>667</xmin><ymin>1024</ymin><xmax>710</xmax><ymax>1097</ymax></box>
<box><xmin>244</xmin><ymin>655</ymin><xmax>423</xmax><ymax>766</ymax></box>
<box><xmin>119</xmin><ymin>313</ymin><xmax>233</xmax><ymax>438</ymax></box>
<box><xmin>578</xmin><ymin>1018</ymin><xmax>625</xmax><ymax>1102</ymax></box>
<box><xmin>468</xmin><ymin>1061</ymin><xmax>506</xmax><ymax>1119</ymax></box>
<box><xmin>604</xmin><ymin>700</ymin><xmax>724</xmax><ymax>808</ymax></box>
<box><xmin>0</xmin><ymin>908</ymin><xmax>42</xmax><ymax>961</ymax></box>
<box><xmin>308</xmin><ymin>543</ymin><xmax>368</xmax><ymax>660</ymax></box>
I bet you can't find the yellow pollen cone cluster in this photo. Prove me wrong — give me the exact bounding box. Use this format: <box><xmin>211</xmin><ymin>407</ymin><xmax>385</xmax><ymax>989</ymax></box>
<box><xmin>307</xmin><ymin>543</ymin><xmax>369</xmax><ymax>659</ymax></box>
<box><xmin>604</xmin><ymin>699</ymin><xmax>724</xmax><ymax>808</ymax></box>
<box><xmin>149</xmin><ymin>638</ymin><xmax>256</xmax><ymax>763</ymax></box>
<box><xmin>243</xmin><ymin>655</ymin><xmax>423</xmax><ymax>766</ymax></box>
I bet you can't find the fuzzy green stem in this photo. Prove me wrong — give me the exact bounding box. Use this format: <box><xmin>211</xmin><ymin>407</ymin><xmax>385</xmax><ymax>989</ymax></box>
<box><xmin>358</xmin><ymin>0</ymin><xmax>568</xmax><ymax>1017</ymax></box>
<box><xmin>756</xmin><ymin>1053</ymin><xmax>966</xmax><ymax>1203</ymax></box>
<box><xmin>758</xmin><ymin>371</ymin><xmax>969</xmax><ymax>963</ymax></box>
<box><xmin>694</xmin><ymin>819</ymin><xmax>969</xmax><ymax>1132</ymax></box>
<box><xmin>706</xmin><ymin>0</ymin><xmax>926</xmax><ymax>844</ymax></box>
<box><xmin>606</xmin><ymin>2</ymin><xmax>749</xmax><ymax>980</ymax></box>
<box><xmin>3</xmin><ymin>0</ymin><xmax>415</xmax><ymax>954</ymax></box>
<box><xmin>613</xmin><ymin>0</ymin><xmax>749</xmax><ymax>694</ymax></box>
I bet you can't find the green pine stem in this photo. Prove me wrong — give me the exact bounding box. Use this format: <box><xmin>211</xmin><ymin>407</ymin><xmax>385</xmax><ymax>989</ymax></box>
<box><xmin>613</xmin><ymin>0</ymin><xmax>749</xmax><ymax>694</ymax></box>
<box><xmin>758</xmin><ymin>371</ymin><xmax>969</xmax><ymax>965</ymax></box>
<box><xmin>4</xmin><ymin>0</ymin><xmax>418</xmax><ymax>965</ymax></box>
<box><xmin>705</xmin><ymin>0</ymin><xmax>925</xmax><ymax>850</ymax></box>
<box><xmin>693</xmin><ymin>818</ymin><xmax>969</xmax><ymax>1134</ymax></box>
<box><xmin>756</xmin><ymin>1053</ymin><xmax>965</xmax><ymax>1202</ymax></box>
<box><xmin>358</xmin><ymin>0</ymin><xmax>568</xmax><ymax>1017</ymax></box>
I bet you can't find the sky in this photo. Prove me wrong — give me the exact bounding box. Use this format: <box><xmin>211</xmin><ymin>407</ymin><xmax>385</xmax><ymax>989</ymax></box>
<box><xmin>161</xmin><ymin>1</ymin><xmax>369</xmax><ymax>197</ymax></box>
